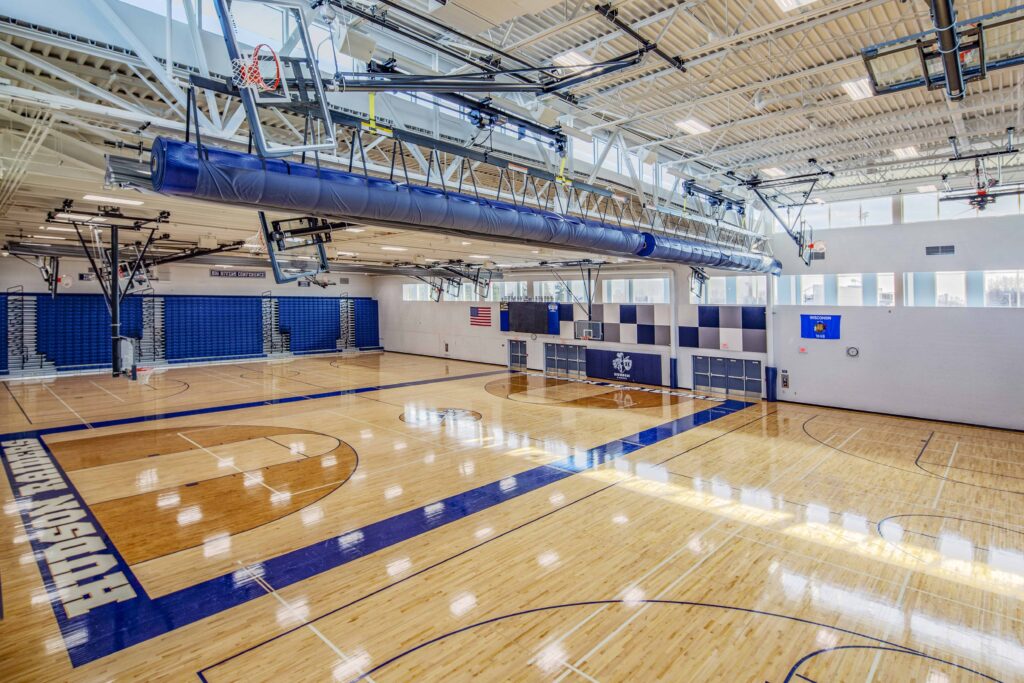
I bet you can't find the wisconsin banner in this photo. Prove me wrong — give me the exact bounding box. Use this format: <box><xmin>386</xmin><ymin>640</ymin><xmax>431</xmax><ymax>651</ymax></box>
<box><xmin>800</xmin><ymin>314</ymin><xmax>841</xmax><ymax>339</ymax></box>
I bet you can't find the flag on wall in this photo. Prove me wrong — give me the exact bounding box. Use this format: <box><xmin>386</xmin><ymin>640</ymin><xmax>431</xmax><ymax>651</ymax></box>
<box><xmin>469</xmin><ymin>306</ymin><xmax>492</xmax><ymax>327</ymax></box>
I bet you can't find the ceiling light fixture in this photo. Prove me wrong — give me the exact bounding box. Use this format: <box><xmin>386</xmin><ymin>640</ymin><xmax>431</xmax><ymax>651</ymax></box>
<box><xmin>552</xmin><ymin>50</ymin><xmax>589</xmax><ymax>68</ymax></box>
<box><xmin>761</xmin><ymin>167</ymin><xmax>786</xmax><ymax>178</ymax></box>
<box><xmin>380</xmin><ymin>246</ymin><xmax>407</xmax><ymax>251</ymax></box>
<box><xmin>39</xmin><ymin>226</ymin><xmax>75</xmax><ymax>232</ymax></box>
<box><xmin>841</xmin><ymin>77</ymin><xmax>873</xmax><ymax>101</ymax></box>
<box><xmin>469</xmin><ymin>254</ymin><xmax>490</xmax><ymax>259</ymax></box>
<box><xmin>29</xmin><ymin>235</ymin><xmax>67</xmax><ymax>240</ymax></box>
<box><xmin>774</xmin><ymin>0</ymin><xmax>817</xmax><ymax>12</ymax></box>
<box><xmin>460</xmin><ymin>241</ymin><xmax>472</xmax><ymax>245</ymax></box>
<box><xmin>344</xmin><ymin>227</ymin><xmax>365</xmax><ymax>233</ymax></box>
<box><xmin>675</xmin><ymin>118</ymin><xmax>711</xmax><ymax>135</ymax></box>
<box><xmin>55</xmin><ymin>213</ymin><xmax>107</xmax><ymax>222</ymax></box>
<box><xmin>83</xmin><ymin>194</ymin><xmax>144</xmax><ymax>206</ymax></box>
<box><xmin>892</xmin><ymin>146</ymin><xmax>918</xmax><ymax>160</ymax></box>
<box><xmin>917</xmin><ymin>185</ymin><xmax>938</xmax><ymax>193</ymax></box>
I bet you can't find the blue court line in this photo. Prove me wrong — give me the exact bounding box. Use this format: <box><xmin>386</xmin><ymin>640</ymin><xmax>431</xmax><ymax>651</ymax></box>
<box><xmin>0</xmin><ymin>373</ymin><xmax>749</xmax><ymax>666</ymax></box>
<box><xmin>0</xmin><ymin>368</ymin><xmax>510</xmax><ymax>441</ymax></box>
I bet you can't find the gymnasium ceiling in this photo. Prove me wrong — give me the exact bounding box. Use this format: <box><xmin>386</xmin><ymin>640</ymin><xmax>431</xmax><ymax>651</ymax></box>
<box><xmin>0</xmin><ymin>0</ymin><xmax>1022</xmax><ymax>271</ymax></box>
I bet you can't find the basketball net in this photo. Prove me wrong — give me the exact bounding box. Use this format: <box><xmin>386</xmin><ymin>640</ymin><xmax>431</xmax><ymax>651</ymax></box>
<box><xmin>231</xmin><ymin>44</ymin><xmax>281</xmax><ymax>92</ymax></box>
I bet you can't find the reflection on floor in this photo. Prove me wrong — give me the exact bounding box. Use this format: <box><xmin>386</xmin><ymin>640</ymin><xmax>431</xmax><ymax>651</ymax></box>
<box><xmin>1</xmin><ymin>352</ymin><xmax>1022</xmax><ymax>681</ymax></box>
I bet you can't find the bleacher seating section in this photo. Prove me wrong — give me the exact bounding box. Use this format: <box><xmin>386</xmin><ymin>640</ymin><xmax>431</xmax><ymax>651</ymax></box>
<box><xmin>1</xmin><ymin>293</ymin><xmax>380</xmax><ymax>374</ymax></box>
<box><xmin>165</xmin><ymin>295</ymin><xmax>263</xmax><ymax>363</ymax></box>
<box><xmin>278</xmin><ymin>297</ymin><xmax>341</xmax><ymax>354</ymax></box>
<box><xmin>0</xmin><ymin>295</ymin><xmax>7</xmax><ymax>374</ymax></box>
<box><xmin>35</xmin><ymin>294</ymin><xmax>142</xmax><ymax>370</ymax></box>
<box><xmin>353</xmin><ymin>299</ymin><xmax>380</xmax><ymax>348</ymax></box>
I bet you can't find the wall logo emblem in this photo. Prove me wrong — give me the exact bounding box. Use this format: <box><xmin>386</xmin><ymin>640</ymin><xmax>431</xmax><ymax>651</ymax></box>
<box><xmin>612</xmin><ymin>352</ymin><xmax>633</xmax><ymax>379</ymax></box>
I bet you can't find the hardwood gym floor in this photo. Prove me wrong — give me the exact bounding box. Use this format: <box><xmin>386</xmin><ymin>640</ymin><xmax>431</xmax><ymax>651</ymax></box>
<box><xmin>1</xmin><ymin>352</ymin><xmax>1021</xmax><ymax>681</ymax></box>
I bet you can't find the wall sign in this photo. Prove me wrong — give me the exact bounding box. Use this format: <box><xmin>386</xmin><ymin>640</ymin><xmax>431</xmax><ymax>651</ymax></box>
<box><xmin>297</xmin><ymin>279</ymin><xmax>311</xmax><ymax>287</ymax></box>
<box><xmin>800</xmin><ymin>314</ymin><xmax>841</xmax><ymax>339</ymax></box>
<box><xmin>210</xmin><ymin>269</ymin><xmax>266</xmax><ymax>279</ymax></box>
<box><xmin>586</xmin><ymin>349</ymin><xmax>663</xmax><ymax>385</ymax></box>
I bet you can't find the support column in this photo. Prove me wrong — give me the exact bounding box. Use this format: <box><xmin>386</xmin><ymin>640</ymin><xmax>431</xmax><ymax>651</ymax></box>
<box><xmin>110</xmin><ymin>225</ymin><xmax>121</xmax><ymax>377</ymax></box>
<box><xmin>765</xmin><ymin>274</ymin><xmax>777</xmax><ymax>401</ymax></box>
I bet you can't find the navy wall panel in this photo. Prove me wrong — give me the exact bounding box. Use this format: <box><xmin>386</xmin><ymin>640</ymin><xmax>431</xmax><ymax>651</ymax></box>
<box><xmin>279</xmin><ymin>297</ymin><xmax>340</xmax><ymax>353</ymax></box>
<box><xmin>164</xmin><ymin>296</ymin><xmax>263</xmax><ymax>362</ymax></box>
<box><xmin>586</xmin><ymin>348</ymin><xmax>663</xmax><ymax>385</ymax></box>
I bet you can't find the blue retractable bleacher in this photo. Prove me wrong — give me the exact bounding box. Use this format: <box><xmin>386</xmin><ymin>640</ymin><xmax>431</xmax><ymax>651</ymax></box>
<box><xmin>278</xmin><ymin>297</ymin><xmax>341</xmax><ymax>354</ymax></box>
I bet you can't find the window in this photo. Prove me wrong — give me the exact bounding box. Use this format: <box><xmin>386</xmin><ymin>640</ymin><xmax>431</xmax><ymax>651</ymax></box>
<box><xmin>536</xmin><ymin>280</ymin><xmax>585</xmax><ymax>303</ymax></box>
<box><xmin>984</xmin><ymin>271</ymin><xmax>1021</xmax><ymax>307</ymax></box>
<box><xmin>402</xmin><ymin>283</ymin><xmax>432</xmax><ymax>301</ymax></box>
<box><xmin>860</xmin><ymin>196</ymin><xmax>893</xmax><ymax>226</ymax></box>
<box><xmin>632</xmin><ymin>278</ymin><xmax>669</xmax><ymax>303</ymax></box>
<box><xmin>800</xmin><ymin>274</ymin><xmax>825</xmax><ymax>305</ymax></box>
<box><xmin>903</xmin><ymin>192</ymin><xmax>938</xmax><ymax>223</ymax></box>
<box><xmin>449</xmin><ymin>283</ymin><xmax>480</xmax><ymax>302</ymax></box>
<box><xmin>829</xmin><ymin>200</ymin><xmax>861</xmax><ymax>229</ymax></box>
<box><xmin>602</xmin><ymin>277</ymin><xmax>669</xmax><ymax>303</ymax></box>
<box><xmin>689</xmin><ymin>276</ymin><xmax>766</xmax><ymax>305</ymax></box>
<box><xmin>572</xmin><ymin>137</ymin><xmax>594</xmax><ymax>167</ymax></box>
<box><xmin>877</xmin><ymin>273</ymin><xmax>895</xmax><ymax>306</ymax></box>
<box><xmin>735</xmin><ymin>276</ymin><xmax>767</xmax><ymax>304</ymax></box>
<box><xmin>837</xmin><ymin>274</ymin><xmax>862</xmax><ymax>306</ymax></box>
<box><xmin>935</xmin><ymin>271</ymin><xmax>966</xmax><ymax>307</ymax></box>
<box><xmin>486</xmin><ymin>281</ymin><xmax>528</xmax><ymax>301</ymax></box>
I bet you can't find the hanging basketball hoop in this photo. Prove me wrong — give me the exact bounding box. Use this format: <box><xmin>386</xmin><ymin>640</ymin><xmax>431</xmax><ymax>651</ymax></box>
<box><xmin>231</xmin><ymin>44</ymin><xmax>282</xmax><ymax>93</ymax></box>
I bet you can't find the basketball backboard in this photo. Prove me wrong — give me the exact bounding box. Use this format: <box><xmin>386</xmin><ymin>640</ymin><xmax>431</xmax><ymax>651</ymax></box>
<box><xmin>862</xmin><ymin>7</ymin><xmax>1024</xmax><ymax>96</ymax></box>
<box><xmin>212</xmin><ymin>0</ymin><xmax>336</xmax><ymax>157</ymax></box>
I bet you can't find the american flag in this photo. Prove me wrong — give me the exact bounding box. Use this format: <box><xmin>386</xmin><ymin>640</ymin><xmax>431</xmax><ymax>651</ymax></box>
<box><xmin>469</xmin><ymin>306</ymin><xmax>492</xmax><ymax>326</ymax></box>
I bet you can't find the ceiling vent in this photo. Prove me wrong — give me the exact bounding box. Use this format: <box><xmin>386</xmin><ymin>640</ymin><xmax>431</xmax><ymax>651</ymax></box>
<box><xmin>925</xmin><ymin>245</ymin><xmax>955</xmax><ymax>255</ymax></box>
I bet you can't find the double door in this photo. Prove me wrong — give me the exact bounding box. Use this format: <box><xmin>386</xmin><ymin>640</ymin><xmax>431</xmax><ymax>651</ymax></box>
<box><xmin>508</xmin><ymin>340</ymin><xmax>527</xmax><ymax>371</ymax></box>
<box><xmin>693</xmin><ymin>355</ymin><xmax>762</xmax><ymax>398</ymax></box>
<box><xmin>544</xmin><ymin>343</ymin><xmax>586</xmax><ymax>378</ymax></box>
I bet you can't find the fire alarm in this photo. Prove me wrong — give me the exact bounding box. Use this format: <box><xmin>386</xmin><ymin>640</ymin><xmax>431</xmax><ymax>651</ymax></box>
<box><xmin>798</xmin><ymin>346</ymin><xmax>807</xmax><ymax>354</ymax></box>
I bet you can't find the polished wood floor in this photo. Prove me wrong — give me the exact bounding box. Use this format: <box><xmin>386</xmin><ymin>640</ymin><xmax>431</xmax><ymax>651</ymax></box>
<box><xmin>1</xmin><ymin>352</ymin><xmax>1022</xmax><ymax>681</ymax></box>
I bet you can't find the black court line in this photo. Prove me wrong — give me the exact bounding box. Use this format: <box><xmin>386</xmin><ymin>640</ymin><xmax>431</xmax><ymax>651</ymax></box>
<box><xmin>795</xmin><ymin>674</ymin><xmax>818</xmax><ymax>683</ymax></box>
<box><xmin>3</xmin><ymin>381</ymin><xmax>33</xmax><ymax>425</ymax></box>
<box><xmin>196</xmin><ymin>407</ymin><xmax>770</xmax><ymax>680</ymax></box>
<box><xmin>328</xmin><ymin>602</ymin><xmax>1000</xmax><ymax>683</ymax></box>
<box><xmin>802</xmin><ymin>416</ymin><xmax>1024</xmax><ymax>495</ymax></box>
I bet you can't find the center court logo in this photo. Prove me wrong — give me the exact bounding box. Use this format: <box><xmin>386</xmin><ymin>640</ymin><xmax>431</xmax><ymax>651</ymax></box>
<box><xmin>611</xmin><ymin>352</ymin><xmax>632</xmax><ymax>379</ymax></box>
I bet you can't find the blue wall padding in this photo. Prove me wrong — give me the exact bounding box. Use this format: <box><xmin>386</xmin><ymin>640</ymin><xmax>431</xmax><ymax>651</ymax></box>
<box><xmin>500</xmin><ymin>308</ymin><xmax>510</xmax><ymax>332</ymax></box>
<box><xmin>558</xmin><ymin>303</ymin><xmax>574</xmax><ymax>321</ymax></box>
<box><xmin>352</xmin><ymin>298</ymin><xmax>380</xmax><ymax>348</ymax></box>
<box><xmin>164</xmin><ymin>296</ymin><xmax>262</xmax><ymax>361</ymax></box>
<box><xmin>619</xmin><ymin>304</ymin><xmax>637</xmax><ymax>324</ymax></box>
<box><xmin>546</xmin><ymin>304</ymin><xmax>560</xmax><ymax>335</ymax></box>
<box><xmin>34</xmin><ymin>294</ymin><xmax>142</xmax><ymax>369</ymax></box>
<box><xmin>151</xmin><ymin>138</ymin><xmax>782</xmax><ymax>275</ymax></box>
<box><xmin>279</xmin><ymin>297</ymin><xmax>340</xmax><ymax>352</ymax></box>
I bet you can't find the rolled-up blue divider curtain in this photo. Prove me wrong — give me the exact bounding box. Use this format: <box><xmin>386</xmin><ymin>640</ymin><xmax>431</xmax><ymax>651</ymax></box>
<box><xmin>150</xmin><ymin>138</ymin><xmax>782</xmax><ymax>275</ymax></box>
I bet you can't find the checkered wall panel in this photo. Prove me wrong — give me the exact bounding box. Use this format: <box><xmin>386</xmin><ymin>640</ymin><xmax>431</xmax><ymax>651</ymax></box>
<box><xmin>576</xmin><ymin>304</ymin><xmax>671</xmax><ymax>347</ymax></box>
<box><xmin>678</xmin><ymin>306</ymin><xmax>766</xmax><ymax>353</ymax></box>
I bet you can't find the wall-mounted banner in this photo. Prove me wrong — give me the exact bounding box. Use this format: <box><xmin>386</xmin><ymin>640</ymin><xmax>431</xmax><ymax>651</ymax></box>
<box><xmin>801</xmin><ymin>314</ymin><xmax>841</xmax><ymax>339</ymax></box>
<box><xmin>210</xmin><ymin>269</ymin><xmax>266</xmax><ymax>278</ymax></box>
<box><xmin>586</xmin><ymin>349</ymin><xmax>663</xmax><ymax>385</ymax></box>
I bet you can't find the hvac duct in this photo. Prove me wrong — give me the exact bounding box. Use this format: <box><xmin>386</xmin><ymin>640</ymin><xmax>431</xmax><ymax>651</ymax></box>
<box><xmin>929</xmin><ymin>0</ymin><xmax>965</xmax><ymax>100</ymax></box>
<box><xmin>150</xmin><ymin>138</ymin><xmax>781</xmax><ymax>274</ymax></box>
